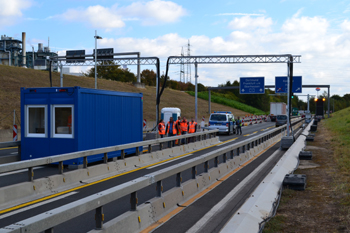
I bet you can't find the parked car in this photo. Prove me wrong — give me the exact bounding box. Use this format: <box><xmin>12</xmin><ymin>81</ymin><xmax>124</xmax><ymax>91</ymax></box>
<box><xmin>208</xmin><ymin>111</ymin><xmax>235</xmax><ymax>135</ymax></box>
<box><xmin>275</xmin><ymin>114</ymin><xmax>288</xmax><ymax>127</ymax></box>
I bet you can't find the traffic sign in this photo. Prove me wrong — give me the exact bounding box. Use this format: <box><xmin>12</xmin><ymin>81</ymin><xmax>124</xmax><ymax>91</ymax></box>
<box><xmin>275</xmin><ymin>76</ymin><xmax>302</xmax><ymax>93</ymax></box>
<box><xmin>239</xmin><ymin>77</ymin><xmax>265</xmax><ymax>94</ymax></box>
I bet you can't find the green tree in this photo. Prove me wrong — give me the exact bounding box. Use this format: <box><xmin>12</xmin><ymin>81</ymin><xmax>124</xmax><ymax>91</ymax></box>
<box><xmin>141</xmin><ymin>69</ymin><xmax>156</xmax><ymax>86</ymax></box>
<box><xmin>83</xmin><ymin>61</ymin><xmax>136</xmax><ymax>83</ymax></box>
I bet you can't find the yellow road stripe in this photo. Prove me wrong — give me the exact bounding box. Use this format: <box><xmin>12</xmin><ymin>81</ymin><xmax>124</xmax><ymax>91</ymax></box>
<box><xmin>140</xmin><ymin>138</ymin><xmax>282</xmax><ymax>233</ymax></box>
<box><xmin>0</xmin><ymin>146</ymin><xmax>17</xmax><ymax>151</ymax></box>
<box><xmin>1</xmin><ymin>138</ymin><xmax>233</xmax><ymax>215</ymax></box>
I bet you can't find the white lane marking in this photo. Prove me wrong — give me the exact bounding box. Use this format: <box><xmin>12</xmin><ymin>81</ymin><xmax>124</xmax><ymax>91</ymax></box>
<box><xmin>146</xmin><ymin>154</ymin><xmax>193</xmax><ymax>169</ymax></box>
<box><xmin>0</xmin><ymin>191</ymin><xmax>78</xmax><ymax>219</ymax></box>
<box><xmin>0</xmin><ymin>166</ymin><xmax>44</xmax><ymax>177</ymax></box>
<box><xmin>185</xmin><ymin>149</ymin><xmax>281</xmax><ymax>233</ymax></box>
<box><xmin>10</xmin><ymin>152</ymin><xmax>18</xmax><ymax>155</ymax></box>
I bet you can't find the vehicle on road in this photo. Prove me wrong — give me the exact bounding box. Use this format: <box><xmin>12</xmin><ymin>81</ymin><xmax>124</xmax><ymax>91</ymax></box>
<box><xmin>270</xmin><ymin>102</ymin><xmax>286</xmax><ymax>122</ymax></box>
<box><xmin>208</xmin><ymin>111</ymin><xmax>235</xmax><ymax>135</ymax></box>
<box><xmin>275</xmin><ymin>114</ymin><xmax>288</xmax><ymax>127</ymax></box>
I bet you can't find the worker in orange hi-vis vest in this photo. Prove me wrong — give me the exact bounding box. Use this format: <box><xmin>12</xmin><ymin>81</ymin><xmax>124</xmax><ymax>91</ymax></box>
<box><xmin>180</xmin><ymin>117</ymin><xmax>189</xmax><ymax>144</ymax></box>
<box><xmin>158</xmin><ymin>119</ymin><xmax>165</xmax><ymax>138</ymax></box>
<box><xmin>67</xmin><ymin>115</ymin><xmax>72</xmax><ymax>134</ymax></box>
<box><xmin>175</xmin><ymin>116</ymin><xmax>182</xmax><ymax>145</ymax></box>
<box><xmin>166</xmin><ymin>117</ymin><xmax>177</xmax><ymax>148</ymax></box>
<box><xmin>188</xmin><ymin>118</ymin><xmax>197</xmax><ymax>143</ymax></box>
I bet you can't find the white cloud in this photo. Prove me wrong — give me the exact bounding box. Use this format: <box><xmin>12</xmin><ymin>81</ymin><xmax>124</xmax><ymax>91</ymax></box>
<box><xmin>58</xmin><ymin>0</ymin><xmax>186</xmax><ymax>30</ymax></box>
<box><xmin>228</xmin><ymin>16</ymin><xmax>273</xmax><ymax>30</ymax></box>
<box><xmin>340</xmin><ymin>19</ymin><xmax>350</xmax><ymax>31</ymax></box>
<box><xmin>217</xmin><ymin>13</ymin><xmax>264</xmax><ymax>16</ymax></box>
<box><xmin>61</xmin><ymin>5</ymin><xmax>125</xmax><ymax>30</ymax></box>
<box><xmin>0</xmin><ymin>0</ymin><xmax>32</xmax><ymax>27</ymax></box>
<box><xmin>119</xmin><ymin>0</ymin><xmax>187</xmax><ymax>25</ymax></box>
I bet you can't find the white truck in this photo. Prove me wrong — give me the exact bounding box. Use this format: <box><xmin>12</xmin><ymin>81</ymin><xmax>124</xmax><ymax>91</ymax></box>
<box><xmin>270</xmin><ymin>102</ymin><xmax>287</xmax><ymax>122</ymax></box>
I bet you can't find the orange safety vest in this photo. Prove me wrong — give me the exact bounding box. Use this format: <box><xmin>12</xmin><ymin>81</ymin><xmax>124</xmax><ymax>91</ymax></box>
<box><xmin>180</xmin><ymin>121</ymin><xmax>188</xmax><ymax>132</ymax></box>
<box><xmin>175</xmin><ymin>120</ymin><xmax>181</xmax><ymax>133</ymax></box>
<box><xmin>167</xmin><ymin>121</ymin><xmax>177</xmax><ymax>134</ymax></box>
<box><xmin>158</xmin><ymin>123</ymin><xmax>165</xmax><ymax>135</ymax></box>
<box><xmin>188</xmin><ymin>121</ymin><xmax>197</xmax><ymax>133</ymax></box>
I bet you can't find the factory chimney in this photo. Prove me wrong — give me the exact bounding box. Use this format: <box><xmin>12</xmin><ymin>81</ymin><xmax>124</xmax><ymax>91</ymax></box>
<box><xmin>22</xmin><ymin>32</ymin><xmax>26</xmax><ymax>67</ymax></box>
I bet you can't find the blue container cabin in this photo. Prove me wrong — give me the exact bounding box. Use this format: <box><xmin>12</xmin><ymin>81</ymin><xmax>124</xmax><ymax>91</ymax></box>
<box><xmin>20</xmin><ymin>86</ymin><xmax>143</xmax><ymax>165</ymax></box>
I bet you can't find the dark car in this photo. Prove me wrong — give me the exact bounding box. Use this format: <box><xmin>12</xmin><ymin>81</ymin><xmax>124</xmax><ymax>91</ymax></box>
<box><xmin>275</xmin><ymin>114</ymin><xmax>287</xmax><ymax>127</ymax></box>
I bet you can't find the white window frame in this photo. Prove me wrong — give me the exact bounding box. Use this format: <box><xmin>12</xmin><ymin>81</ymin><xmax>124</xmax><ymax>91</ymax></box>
<box><xmin>26</xmin><ymin>105</ymin><xmax>47</xmax><ymax>138</ymax></box>
<box><xmin>51</xmin><ymin>104</ymin><xmax>74</xmax><ymax>139</ymax></box>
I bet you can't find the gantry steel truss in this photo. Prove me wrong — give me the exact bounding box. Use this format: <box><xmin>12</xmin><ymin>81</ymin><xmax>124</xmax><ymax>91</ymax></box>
<box><xmin>168</xmin><ymin>55</ymin><xmax>301</xmax><ymax>64</ymax></box>
<box><xmin>54</xmin><ymin>57</ymin><xmax>159</xmax><ymax>66</ymax></box>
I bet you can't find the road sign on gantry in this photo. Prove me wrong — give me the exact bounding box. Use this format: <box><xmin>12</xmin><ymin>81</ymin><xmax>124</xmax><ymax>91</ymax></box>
<box><xmin>275</xmin><ymin>76</ymin><xmax>302</xmax><ymax>93</ymax></box>
<box><xmin>239</xmin><ymin>77</ymin><xmax>265</xmax><ymax>94</ymax></box>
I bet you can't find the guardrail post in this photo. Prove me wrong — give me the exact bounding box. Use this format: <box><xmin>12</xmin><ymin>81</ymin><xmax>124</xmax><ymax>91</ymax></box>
<box><xmin>242</xmin><ymin>145</ymin><xmax>245</xmax><ymax>153</ymax></box>
<box><xmin>95</xmin><ymin>206</ymin><xmax>104</xmax><ymax>230</ymax></box>
<box><xmin>176</xmin><ymin>172</ymin><xmax>182</xmax><ymax>187</ymax></box>
<box><xmin>236</xmin><ymin>148</ymin><xmax>240</xmax><ymax>156</ymax></box>
<box><xmin>209</xmin><ymin>133</ymin><xmax>212</xmax><ymax>139</ymax></box>
<box><xmin>59</xmin><ymin>161</ymin><xmax>64</xmax><ymax>174</ymax></box>
<box><xmin>83</xmin><ymin>157</ymin><xmax>88</xmax><ymax>168</ymax></box>
<box><xmin>44</xmin><ymin>228</ymin><xmax>54</xmax><ymax>233</ymax></box>
<box><xmin>28</xmin><ymin>167</ymin><xmax>34</xmax><ymax>181</ymax></box>
<box><xmin>130</xmin><ymin>191</ymin><xmax>138</xmax><ymax>211</ymax></box>
<box><xmin>103</xmin><ymin>153</ymin><xmax>108</xmax><ymax>163</ymax></box>
<box><xmin>135</xmin><ymin>147</ymin><xmax>140</xmax><ymax>156</ymax></box>
<box><xmin>192</xmin><ymin>166</ymin><xmax>197</xmax><ymax>179</ymax></box>
<box><xmin>204</xmin><ymin>161</ymin><xmax>209</xmax><ymax>172</ymax></box>
<box><xmin>214</xmin><ymin>156</ymin><xmax>218</xmax><ymax>167</ymax></box>
<box><xmin>156</xmin><ymin>181</ymin><xmax>162</xmax><ymax>197</ymax></box>
<box><xmin>223</xmin><ymin>153</ymin><xmax>227</xmax><ymax>163</ymax></box>
<box><xmin>148</xmin><ymin>144</ymin><xmax>152</xmax><ymax>153</ymax></box>
<box><xmin>121</xmin><ymin>150</ymin><xmax>125</xmax><ymax>159</ymax></box>
<box><xmin>230</xmin><ymin>150</ymin><xmax>234</xmax><ymax>159</ymax></box>
<box><xmin>159</xmin><ymin>141</ymin><xmax>163</xmax><ymax>150</ymax></box>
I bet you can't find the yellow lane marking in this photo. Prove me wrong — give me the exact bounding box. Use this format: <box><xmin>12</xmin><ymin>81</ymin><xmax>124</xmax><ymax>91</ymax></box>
<box><xmin>216</xmin><ymin>137</ymin><xmax>238</xmax><ymax>146</ymax></box>
<box><xmin>1</xmin><ymin>137</ymin><xmax>237</xmax><ymax>215</ymax></box>
<box><xmin>140</xmin><ymin>138</ymin><xmax>282</xmax><ymax>233</ymax></box>
<box><xmin>0</xmin><ymin>147</ymin><xmax>17</xmax><ymax>151</ymax></box>
<box><xmin>243</xmin><ymin>134</ymin><xmax>250</xmax><ymax>136</ymax></box>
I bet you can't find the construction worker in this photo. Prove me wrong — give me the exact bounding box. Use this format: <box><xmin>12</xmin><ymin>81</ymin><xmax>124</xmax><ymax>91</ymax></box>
<box><xmin>158</xmin><ymin>119</ymin><xmax>165</xmax><ymax>138</ymax></box>
<box><xmin>175</xmin><ymin>116</ymin><xmax>182</xmax><ymax>145</ymax></box>
<box><xmin>188</xmin><ymin>118</ymin><xmax>197</xmax><ymax>143</ymax></box>
<box><xmin>166</xmin><ymin>117</ymin><xmax>177</xmax><ymax>147</ymax></box>
<box><xmin>236</xmin><ymin>117</ymin><xmax>242</xmax><ymax>135</ymax></box>
<box><xmin>180</xmin><ymin>117</ymin><xmax>189</xmax><ymax>144</ymax></box>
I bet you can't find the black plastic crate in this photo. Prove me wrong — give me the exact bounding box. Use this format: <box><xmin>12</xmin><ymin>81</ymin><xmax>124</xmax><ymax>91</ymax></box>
<box><xmin>299</xmin><ymin>151</ymin><xmax>312</xmax><ymax>160</ymax></box>
<box><xmin>310</xmin><ymin>125</ymin><xmax>317</xmax><ymax>132</ymax></box>
<box><xmin>283</xmin><ymin>174</ymin><xmax>307</xmax><ymax>190</ymax></box>
<box><xmin>306</xmin><ymin>136</ymin><xmax>314</xmax><ymax>142</ymax></box>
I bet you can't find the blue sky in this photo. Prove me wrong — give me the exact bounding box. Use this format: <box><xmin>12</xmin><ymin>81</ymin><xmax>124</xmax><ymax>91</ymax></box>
<box><xmin>1</xmin><ymin>0</ymin><xmax>350</xmax><ymax>98</ymax></box>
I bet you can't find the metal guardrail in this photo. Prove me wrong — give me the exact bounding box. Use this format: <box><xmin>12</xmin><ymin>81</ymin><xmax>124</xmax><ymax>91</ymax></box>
<box><xmin>0</xmin><ymin>130</ymin><xmax>218</xmax><ymax>176</ymax></box>
<box><xmin>0</xmin><ymin>141</ymin><xmax>20</xmax><ymax>149</ymax></box>
<box><xmin>0</xmin><ymin>119</ymin><xmax>304</xmax><ymax>233</ymax></box>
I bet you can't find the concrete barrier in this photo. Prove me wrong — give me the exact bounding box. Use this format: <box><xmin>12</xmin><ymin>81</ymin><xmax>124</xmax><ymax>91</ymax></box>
<box><xmin>0</xmin><ymin>137</ymin><xmax>219</xmax><ymax>211</ymax></box>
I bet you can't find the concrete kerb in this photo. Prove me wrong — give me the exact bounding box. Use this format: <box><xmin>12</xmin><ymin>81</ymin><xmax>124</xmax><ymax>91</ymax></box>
<box><xmin>0</xmin><ymin>138</ymin><xmax>217</xmax><ymax>211</ymax></box>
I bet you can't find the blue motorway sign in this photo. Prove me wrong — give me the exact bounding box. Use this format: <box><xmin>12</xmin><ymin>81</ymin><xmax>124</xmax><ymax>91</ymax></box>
<box><xmin>240</xmin><ymin>77</ymin><xmax>265</xmax><ymax>94</ymax></box>
<box><xmin>275</xmin><ymin>76</ymin><xmax>302</xmax><ymax>93</ymax></box>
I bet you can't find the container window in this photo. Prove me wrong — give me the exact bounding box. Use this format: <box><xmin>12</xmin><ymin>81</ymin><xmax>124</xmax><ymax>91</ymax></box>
<box><xmin>26</xmin><ymin>105</ymin><xmax>47</xmax><ymax>137</ymax></box>
<box><xmin>52</xmin><ymin>105</ymin><xmax>73</xmax><ymax>138</ymax></box>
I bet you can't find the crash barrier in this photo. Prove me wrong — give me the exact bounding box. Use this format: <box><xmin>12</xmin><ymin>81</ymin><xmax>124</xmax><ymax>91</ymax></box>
<box><xmin>221</xmin><ymin>120</ymin><xmax>312</xmax><ymax>233</ymax></box>
<box><xmin>0</xmin><ymin>119</ymin><xmax>304</xmax><ymax>233</ymax></box>
<box><xmin>0</xmin><ymin>130</ymin><xmax>219</xmax><ymax>210</ymax></box>
<box><xmin>0</xmin><ymin>141</ymin><xmax>21</xmax><ymax>164</ymax></box>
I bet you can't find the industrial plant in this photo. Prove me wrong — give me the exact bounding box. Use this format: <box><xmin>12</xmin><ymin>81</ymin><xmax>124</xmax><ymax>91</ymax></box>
<box><xmin>0</xmin><ymin>32</ymin><xmax>57</xmax><ymax>71</ymax></box>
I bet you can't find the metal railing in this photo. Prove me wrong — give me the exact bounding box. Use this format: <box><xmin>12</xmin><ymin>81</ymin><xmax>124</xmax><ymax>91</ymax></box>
<box><xmin>0</xmin><ymin>130</ymin><xmax>218</xmax><ymax>180</ymax></box>
<box><xmin>0</xmin><ymin>119</ymin><xmax>304</xmax><ymax>233</ymax></box>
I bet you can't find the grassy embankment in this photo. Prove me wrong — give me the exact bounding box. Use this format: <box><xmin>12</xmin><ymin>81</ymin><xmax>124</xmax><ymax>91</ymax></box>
<box><xmin>263</xmin><ymin>107</ymin><xmax>350</xmax><ymax>232</ymax></box>
<box><xmin>187</xmin><ymin>91</ymin><xmax>266</xmax><ymax>115</ymax></box>
<box><xmin>0</xmin><ymin>65</ymin><xmax>250</xmax><ymax>130</ymax></box>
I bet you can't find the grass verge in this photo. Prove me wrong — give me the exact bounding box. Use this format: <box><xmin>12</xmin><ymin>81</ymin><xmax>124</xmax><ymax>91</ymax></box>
<box><xmin>186</xmin><ymin>91</ymin><xmax>266</xmax><ymax>115</ymax></box>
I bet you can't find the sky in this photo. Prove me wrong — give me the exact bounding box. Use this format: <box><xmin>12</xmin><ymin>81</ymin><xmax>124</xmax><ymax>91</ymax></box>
<box><xmin>1</xmin><ymin>0</ymin><xmax>350</xmax><ymax>98</ymax></box>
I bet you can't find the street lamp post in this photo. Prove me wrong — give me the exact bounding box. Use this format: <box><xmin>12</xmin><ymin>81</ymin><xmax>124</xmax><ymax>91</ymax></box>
<box><xmin>94</xmin><ymin>30</ymin><xmax>102</xmax><ymax>89</ymax></box>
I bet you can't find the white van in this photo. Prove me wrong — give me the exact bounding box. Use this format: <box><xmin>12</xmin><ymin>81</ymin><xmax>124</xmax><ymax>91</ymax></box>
<box><xmin>161</xmin><ymin>107</ymin><xmax>181</xmax><ymax>124</ymax></box>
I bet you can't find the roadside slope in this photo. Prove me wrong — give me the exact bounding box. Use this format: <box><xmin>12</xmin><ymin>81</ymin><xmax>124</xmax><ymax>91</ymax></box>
<box><xmin>0</xmin><ymin>65</ymin><xmax>249</xmax><ymax>129</ymax></box>
<box><xmin>263</xmin><ymin>110</ymin><xmax>350</xmax><ymax>232</ymax></box>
